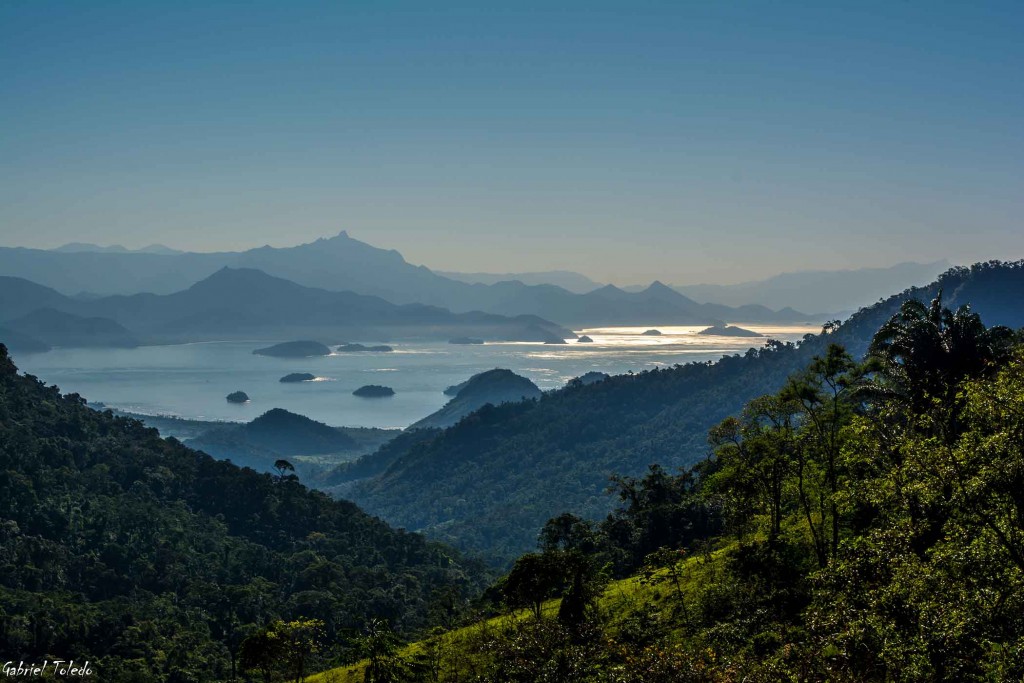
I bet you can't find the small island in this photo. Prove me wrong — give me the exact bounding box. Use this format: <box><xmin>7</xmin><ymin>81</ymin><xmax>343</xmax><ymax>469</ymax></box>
<box><xmin>449</xmin><ymin>337</ymin><xmax>485</xmax><ymax>345</ymax></box>
<box><xmin>577</xmin><ymin>335</ymin><xmax>594</xmax><ymax>343</ymax></box>
<box><xmin>226</xmin><ymin>391</ymin><xmax>250</xmax><ymax>403</ymax></box>
<box><xmin>697</xmin><ymin>324</ymin><xmax>763</xmax><ymax>338</ymax></box>
<box><xmin>353</xmin><ymin>385</ymin><xmax>395</xmax><ymax>398</ymax></box>
<box><xmin>253</xmin><ymin>340</ymin><xmax>331</xmax><ymax>358</ymax></box>
<box><xmin>641</xmin><ymin>329</ymin><xmax>662</xmax><ymax>336</ymax></box>
<box><xmin>336</xmin><ymin>343</ymin><xmax>394</xmax><ymax>353</ymax></box>
<box><xmin>508</xmin><ymin>324</ymin><xmax>575</xmax><ymax>344</ymax></box>
<box><xmin>279</xmin><ymin>373</ymin><xmax>317</xmax><ymax>383</ymax></box>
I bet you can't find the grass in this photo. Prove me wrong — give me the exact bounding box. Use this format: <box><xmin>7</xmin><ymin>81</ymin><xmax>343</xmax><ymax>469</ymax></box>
<box><xmin>305</xmin><ymin>545</ymin><xmax>730</xmax><ymax>682</ymax></box>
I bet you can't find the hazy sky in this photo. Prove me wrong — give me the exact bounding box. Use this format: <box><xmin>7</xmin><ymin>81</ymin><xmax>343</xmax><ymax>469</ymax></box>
<box><xmin>2</xmin><ymin>1</ymin><xmax>1022</xmax><ymax>284</ymax></box>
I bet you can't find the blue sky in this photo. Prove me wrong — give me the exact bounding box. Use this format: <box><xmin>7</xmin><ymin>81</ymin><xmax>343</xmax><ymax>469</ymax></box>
<box><xmin>2</xmin><ymin>1</ymin><xmax>1022</xmax><ymax>283</ymax></box>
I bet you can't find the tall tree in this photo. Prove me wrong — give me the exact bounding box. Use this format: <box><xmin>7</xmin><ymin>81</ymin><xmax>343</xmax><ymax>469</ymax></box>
<box><xmin>869</xmin><ymin>291</ymin><xmax>1015</xmax><ymax>434</ymax></box>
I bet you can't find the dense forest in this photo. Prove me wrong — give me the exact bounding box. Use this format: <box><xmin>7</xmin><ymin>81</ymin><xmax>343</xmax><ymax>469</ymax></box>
<box><xmin>318</xmin><ymin>290</ymin><xmax>1024</xmax><ymax>682</ymax></box>
<box><xmin>0</xmin><ymin>347</ymin><xmax>488</xmax><ymax>682</ymax></box>
<box><xmin>347</xmin><ymin>261</ymin><xmax>1024</xmax><ymax>565</ymax></box>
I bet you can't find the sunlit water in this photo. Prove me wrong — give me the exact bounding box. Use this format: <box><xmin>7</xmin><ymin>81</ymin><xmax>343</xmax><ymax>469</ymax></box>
<box><xmin>15</xmin><ymin>324</ymin><xmax>821</xmax><ymax>429</ymax></box>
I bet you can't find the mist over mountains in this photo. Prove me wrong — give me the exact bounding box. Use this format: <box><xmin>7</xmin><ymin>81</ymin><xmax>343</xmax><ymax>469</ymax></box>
<box><xmin>443</xmin><ymin>261</ymin><xmax>954</xmax><ymax>316</ymax></box>
<box><xmin>1</xmin><ymin>232</ymin><xmax>809</xmax><ymax>326</ymax></box>
<box><xmin>53</xmin><ymin>242</ymin><xmax>184</xmax><ymax>255</ymax></box>
<box><xmin>670</xmin><ymin>260</ymin><xmax>953</xmax><ymax>315</ymax></box>
<box><xmin>437</xmin><ymin>269</ymin><xmax>605</xmax><ymax>294</ymax></box>
<box><xmin>0</xmin><ymin>268</ymin><xmax>574</xmax><ymax>346</ymax></box>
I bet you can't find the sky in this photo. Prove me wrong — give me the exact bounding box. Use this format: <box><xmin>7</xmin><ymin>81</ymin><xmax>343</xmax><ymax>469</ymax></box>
<box><xmin>2</xmin><ymin>1</ymin><xmax>1023</xmax><ymax>284</ymax></box>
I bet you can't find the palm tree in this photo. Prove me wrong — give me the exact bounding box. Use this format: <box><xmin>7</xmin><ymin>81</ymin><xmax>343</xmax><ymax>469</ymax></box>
<box><xmin>869</xmin><ymin>291</ymin><xmax>1015</xmax><ymax>415</ymax></box>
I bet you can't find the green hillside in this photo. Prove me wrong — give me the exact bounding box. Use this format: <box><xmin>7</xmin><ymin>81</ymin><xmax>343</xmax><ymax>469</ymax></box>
<box><xmin>306</xmin><ymin>548</ymin><xmax>728</xmax><ymax>683</ymax></box>
<box><xmin>347</xmin><ymin>262</ymin><xmax>1024</xmax><ymax>565</ymax></box>
<box><xmin>311</xmin><ymin>288</ymin><xmax>1024</xmax><ymax>681</ymax></box>
<box><xmin>0</xmin><ymin>345</ymin><xmax>487</xmax><ymax>682</ymax></box>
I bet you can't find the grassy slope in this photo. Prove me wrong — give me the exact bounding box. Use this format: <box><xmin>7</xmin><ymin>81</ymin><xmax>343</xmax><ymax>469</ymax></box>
<box><xmin>307</xmin><ymin>547</ymin><xmax>728</xmax><ymax>682</ymax></box>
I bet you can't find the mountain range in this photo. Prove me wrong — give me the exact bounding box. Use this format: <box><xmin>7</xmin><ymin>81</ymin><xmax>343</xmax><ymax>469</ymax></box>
<box><xmin>0</xmin><ymin>232</ymin><xmax>809</xmax><ymax>325</ymax></box>
<box><xmin>436</xmin><ymin>269</ymin><xmax>605</xmax><ymax>294</ymax></box>
<box><xmin>0</xmin><ymin>267</ymin><xmax>574</xmax><ymax>348</ymax></box>
<box><xmin>668</xmin><ymin>260</ymin><xmax>953</xmax><ymax>315</ymax></box>
<box><xmin>442</xmin><ymin>261</ymin><xmax>954</xmax><ymax>316</ymax></box>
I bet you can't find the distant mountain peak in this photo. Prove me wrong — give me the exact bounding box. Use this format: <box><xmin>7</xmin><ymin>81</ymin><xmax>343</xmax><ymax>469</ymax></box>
<box><xmin>644</xmin><ymin>280</ymin><xmax>675</xmax><ymax>293</ymax></box>
<box><xmin>596</xmin><ymin>283</ymin><xmax>626</xmax><ymax>294</ymax></box>
<box><xmin>187</xmin><ymin>266</ymin><xmax>297</xmax><ymax>294</ymax></box>
<box><xmin>315</xmin><ymin>230</ymin><xmax>351</xmax><ymax>243</ymax></box>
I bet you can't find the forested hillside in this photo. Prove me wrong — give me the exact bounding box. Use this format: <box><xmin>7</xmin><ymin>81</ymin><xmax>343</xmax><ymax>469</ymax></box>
<box><xmin>347</xmin><ymin>261</ymin><xmax>1024</xmax><ymax>564</ymax></box>
<box><xmin>0</xmin><ymin>347</ymin><xmax>487</xmax><ymax>682</ymax></box>
<box><xmin>316</xmin><ymin>292</ymin><xmax>1024</xmax><ymax>682</ymax></box>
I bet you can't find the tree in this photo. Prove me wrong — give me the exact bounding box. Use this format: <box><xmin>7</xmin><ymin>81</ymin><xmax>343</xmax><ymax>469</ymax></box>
<box><xmin>358</xmin><ymin>618</ymin><xmax>407</xmax><ymax>683</ymax></box>
<box><xmin>782</xmin><ymin>343</ymin><xmax>859</xmax><ymax>566</ymax></box>
<box><xmin>869</xmin><ymin>291</ymin><xmax>1015</xmax><ymax>431</ymax></box>
<box><xmin>539</xmin><ymin>513</ymin><xmax>597</xmax><ymax>554</ymax></box>
<box><xmin>238</xmin><ymin>619</ymin><xmax>324</xmax><ymax>683</ymax></box>
<box><xmin>555</xmin><ymin>548</ymin><xmax>608</xmax><ymax>631</ymax></box>
<box><xmin>708</xmin><ymin>394</ymin><xmax>801</xmax><ymax>543</ymax></box>
<box><xmin>502</xmin><ymin>553</ymin><xmax>561</xmax><ymax>618</ymax></box>
<box><xmin>640</xmin><ymin>546</ymin><xmax>688</xmax><ymax>606</ymax></box>
<box><xmin>275</xmin><ymin>618</ymin><xmax>325</xmax><ymax>683</ymax></box>
<box><xmin>239</xmin><ymin>629</ymin><xmax>280</xmax><ymax>683</ymax></box>
<box><xmin>274</xmin><ymin>459</ymin><xmax>296</xmax><ymax>481</ymax></box>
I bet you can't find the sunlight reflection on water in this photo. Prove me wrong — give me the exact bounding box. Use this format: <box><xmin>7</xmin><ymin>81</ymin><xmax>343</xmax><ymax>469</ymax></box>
<box><xmin>15</xmin><ymin>324</ymin><xmax>822</xmax><ymax>428</ymax></box>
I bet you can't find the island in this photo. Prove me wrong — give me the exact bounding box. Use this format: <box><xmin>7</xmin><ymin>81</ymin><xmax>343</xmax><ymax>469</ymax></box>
<box><xmin>509</xmin><ymin>324</ymin><xmax>576</xmax><ymax>344</ymax></box>
<box><xmin>577</xmin><ymin>335</ymin><xmax>594</xmax><ymax>343</ymax></box>
<box><xmin>449</xmin><ymin>337</ymin><xmax>485</xmax><ymax>345</ymax></box>
<box><xmin>279</xmin><ymin>373</ymin><xmax>317</xmax><ymax>383</ymax></box>
<box><xmin>353</xmin><ymin>385</ymin><xmax>395</xmax><ymax>398</ymax></box>
<box><xmin>697</xmin><ymin>324</ymin><xmax>763</xmax><ymax>338</ymax></box>
<box><xmin>336</xmin><ymin>343</ymin><xmax>394</xmax><ymax>353</ymax></box>
<box><xmin>253</xmin><ymin>340</ymin><xmax>331</xmax><ymax>358</ymax></box>
<box><xmin>411</xmin><ymin>369</ymin><xmax>542</xmax><ymax>430</ymax></box>
<box><xmin>226</xmin><ymin>391</ymin><xmax>250</xmax><ymax>403</ymax></box>
<box><xmin>641</xmin><ymin>329</ymin><xmax>662</xmax><ymax>336</ymax></box>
